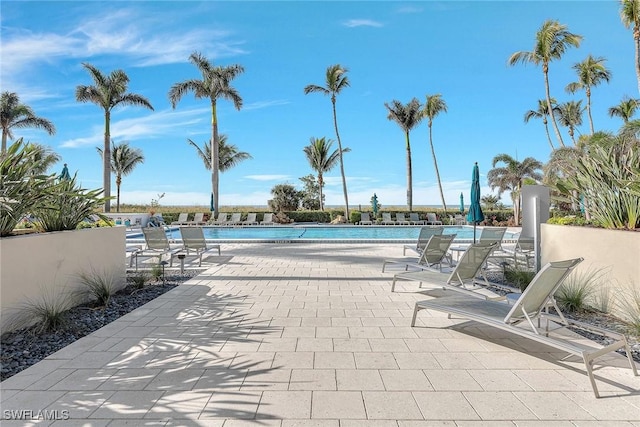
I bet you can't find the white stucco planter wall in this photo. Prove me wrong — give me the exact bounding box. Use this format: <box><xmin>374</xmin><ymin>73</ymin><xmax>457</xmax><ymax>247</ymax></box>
<box><xmin>541</xmin><ymin>223</ymin><xmax>640</xmax><ymax>316</ymax></box>
<box><xmin>0</xmin><ymin>226</ymin><xmax>126</xmax><ymax>333</ymax></box>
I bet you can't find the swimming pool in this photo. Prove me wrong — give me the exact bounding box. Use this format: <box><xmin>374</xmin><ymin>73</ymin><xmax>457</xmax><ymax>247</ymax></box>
<box><xmin>128</xmin><ymin>225</ymin><xmax>517</xmax><ymax>243</ymax></box>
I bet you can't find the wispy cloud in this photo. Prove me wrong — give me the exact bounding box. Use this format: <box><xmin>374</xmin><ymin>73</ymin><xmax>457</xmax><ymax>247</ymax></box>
<box><xmin>60</xmin><ymin>107</ymin><xmax>209</xmax><ymax>148</ymax></box>
<box><xmin>342</xmin><ymin>19</ymin><xmax>384</xmax><ymax>28</ymax></box>
<box><xmin>2</xmin><ymin>7</ymin><xmax>247</xmax><ymax>80</ymax></box>
<box><xmin>243</xmin><ymin>100</ymin><xmax>291</xmax><ymax>111</ymax></box>
<box><xmin>245</xmin><ymin>174</ymin><xmax>291</xmax><ymax>181</ymax></box>
<box><xmin>396</xmin><ymin>6</ymin><xmax>423</xmax><ymax>14</ymax></box>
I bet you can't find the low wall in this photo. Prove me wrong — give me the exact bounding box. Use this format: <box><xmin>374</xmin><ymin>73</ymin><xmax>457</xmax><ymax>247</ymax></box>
<box><xmin>541</xmin><ymin>224</ymin><xmax>640</xmax><ymax>316</ymax></box>
<box><xmin>0</xmin><ymin>227</ymin><xmax>126</xmax><ymax>333</ymax></box>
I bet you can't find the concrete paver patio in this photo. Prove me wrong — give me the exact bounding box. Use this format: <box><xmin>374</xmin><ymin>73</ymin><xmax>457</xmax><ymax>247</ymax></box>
<box><xmin>2</xmin><ymin>243</ymin><xmax>640</xmax><ymax>426</ymax></box>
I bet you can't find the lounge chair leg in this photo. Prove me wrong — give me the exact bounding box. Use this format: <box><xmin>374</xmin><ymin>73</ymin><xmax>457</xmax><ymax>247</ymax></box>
<box><xmin>411</xmin><ymin>304</ymin><xmax>421</xmax><ymax>327</ymax></box>
<box><xmin>382</xmin><ymin>262</ymin><xmax>387</xmax><ymax>273</ymax></box>
<box><xmin>584</xmin><ymin>355</ymin><xmax>600</xmax><ymax>398</ymax></box>
<box><xmin>391</xmin><ymin>278</ymin><xmax>397</xmax><ymax>292</ymax></box>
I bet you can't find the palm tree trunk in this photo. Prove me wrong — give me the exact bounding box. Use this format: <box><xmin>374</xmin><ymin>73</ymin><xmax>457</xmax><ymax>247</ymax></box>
<box><xmin>332</xmin><ymin>99</ymin><xmax>350</xmax><ymax>221</ymax></box>
<box><xmin>429</xmin><ymin>124</ymin><xmax>447</xmax><ymax>212</ymax></box>
<box><xmin>569</xmin><ymin>127</ymin><xmax>576</xmax><ymax>145</ymax></box>
<box><xmin>212</xmin><ymin>100</ymin><xmax>220</xmax><ymax>215</ymax></box>
<box><xmin>1</xmin><ymin>130</ymin><xmax>7</xmax><ymax>153</ymax></box>
<box><xmin>318</xmin><ymin>174</ymin><xmax>324</xmax><ymax>211</ymax></box>
<box><xmin>116</xmin><ymin>176</ymin><xmax>122</xmax><ymax>213</ymax></box>
<box><xmin>543</xmin><ymin>119</ymin><xmax>555</xmax><ymax>151</ymax></box>
<box><xmin>405</xmin><ymin>131</ymin><xmax>413</xmax><ymax>211</ymax></box>
<box><xmin>544</xmin><ymin>66</ymin><xmax>565</xmax><ymax>147</ymax></box>
<box><xmin>586</xmin><ymin>87</ymin><xmax>594</xmax><ymax>134</ymax></box>
<box><xmin>103</xmin><ymin>111</ymin><xmax>111</xmax><ymax>212</ymax></box>
<box><xmin>635</xmin><ymin>25</ymin><xmax>640</xmax><ymax>96</ymax></box>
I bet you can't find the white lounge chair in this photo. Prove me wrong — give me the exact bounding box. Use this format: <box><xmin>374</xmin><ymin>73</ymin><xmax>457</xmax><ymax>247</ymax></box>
<box><xmin>410</xmin><ymin>257</ymin><xmax>639</xmax><ymax>398</ymax></box>
<box><xmin>243</xmin><ymin>213</ymin><xmax>259</xmax><ymax>225</ymax></box>
<box><xmin>403</xmin><ymin>226</ymin><xmax>444</xmax><ymax>255</ymax></box>
<box><xmin>179</xmin><ymin>226</ymin><xmax>221</xmax><ymax>266</ymax></box>
<box><xmin>228</xmin><ymin>212</ymin><xmax>242</xmax><ymax>225</ymax></box>
<box><xmin>359</xmin><ymin>212</ymin><xmax>373</xmax><ymax>225</ymax></box>
<box><xmin>213</xmin><ymin>212</ymin><xmax>229</xmax><ymax>226</ymax></box>
<box><xmin>391</xmin><ymin>241</ymin><xmax>500</xmax><ymax>294</ymax></box>
<box><xmin>395</xmin><ymin>213</ymin><xmax>411</xmax><ymax>225</ymax></box>
<box><xmin>171</xmin><ymin>212</ymin><xmax>189</xmax><ymax>225</ymax></box>
<box><xmin>261</xmin><ymin>213</ymin><xmax>274</xmax><ymax>225</ymax></box>
<box><xmin>383</xmin><ymin>234</ymin><xmax>455</xmax><ymax>272</ymax></box>
<box><xmin>130</xmin><ymin>227</ymin><xmax>181</xmax><ymax>269</ymax></box>
<box><xmin>186</xmin><ymin>212</ymin><xmax>207</xmax><ymax>226</ymax></box>
<box><xmin>409</xmin><ymin>212</ymin><xmax>425</xmax><ymax>225</ymax></box>
<box><xmin>426</xmin><ymin>213</ymin><xmax>443</xmax><ymax>225</ymax></box>
<box><xmin>381</xmin><ymin>212</ymin><xmax>396</xmax><ymax>225</ymax></box>
<box><xmin>489</xmin><ymin>233</ymin><xmax>535</xmax><ymax>269</ymax></box>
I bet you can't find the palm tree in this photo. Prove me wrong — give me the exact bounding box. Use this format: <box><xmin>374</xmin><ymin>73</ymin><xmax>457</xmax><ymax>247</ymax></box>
<box><xmin>487</xmin><ymin>154</ymin><xmax>543</xmax><ymax>226</ymax></box>
<box><xmin>303</xmin><ymin>137</ymin><xmax>344</xmax><ymax>211</ymax></box>
<box><xmin>97</xmin><ymin>141</ymin><xmax>145</xmax><ymax>213</ymax></box>
<box><xmin>384</xmin><ymin>98</ymin><xmax>424</xmax><ymax>211</ymax></box>
<box><xmin>1</xmin><ymin>91</ymin><xmax>56</xmax><ymax>153</ymax></box>
<box><xmin>187</xmin><ymin>134</ymin><xmax>252</xmax><ymax>172</ymax></box>
<box><xmin>557</xmin><ymin>100</ymin><xmax>584</xmax><ymax>145</ymax></box>
<box><xmin>620</xmin><ymin>0</ymin><xmax>640</xmax><ymax>95</ymax></box>
<box><xmin>565</xmin><ymin>55</ymin><xmax>611</xmax><ymax>134</ymax></box>
<box><xmin>304</xmin><ymin>64</ymin><xmax>351</xmax><ymax>221</ymax></box>
<box><xmin>608</xmin><ymin>96</ymin><xmax>640</xmax><ymax>123</ymax></box>
<box><xmin>76</xmin><ymin>63</ymin><xmax>154</xmax><ymax>212</ymax></box>
<box><xmin>423</xmin><ymin>94</ymin><xmax>448</xmax><ymax>212</ymax></box>
<box><xmin>524</xmin><ymin>98</ymin><xmax>560</xmax><ymax>150</ymax></box>
<box><xmin>169</xmin><ymin>52</ymin><xmax>244</xmax><ymax>214</ymax></box>
<box><xmin>509</xmin><ymin>20</ymin><xmax>582</xmax><ymax>147</ymax></box>
<box><xmin>25</xmin><ymin>143</ymin><xmax>60</xmax><ymax>175</ymax></box>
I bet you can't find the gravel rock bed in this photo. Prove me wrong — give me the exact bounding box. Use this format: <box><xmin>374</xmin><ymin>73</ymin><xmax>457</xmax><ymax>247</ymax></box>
<box><xmin>1</xmin><ymin>271</ymin><xmax>198</xmax><ymax>382</ymax></box>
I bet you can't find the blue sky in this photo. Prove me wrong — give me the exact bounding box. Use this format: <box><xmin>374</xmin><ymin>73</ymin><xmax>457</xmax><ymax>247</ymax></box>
<box><xmin>1</xmin><ymin>1</ymin><xmax>636</xmax><ymax>208</ymax></box>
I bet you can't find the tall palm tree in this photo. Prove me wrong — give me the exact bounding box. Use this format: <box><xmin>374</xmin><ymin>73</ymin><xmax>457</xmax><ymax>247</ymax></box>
<box><xmin>97</xmin><ymin>141</ymin><xmax>145</xmax><ymax>213</ymax></box>
<box><xmin>608</xmin><ymin>96</ymin><xmax>640</xmax><ymax>123</ymax></box>
<box><xmin>565</xmin><ymin>55</ymin><xmax>612</xmax><ymax>134</ymax></box>
<box><xmin>487</xmin><ymin>154</ymin><xmax>543</xmax><ymax>226</ymax></box>
<box><xmin>303</xmin><ymin>137</ymin><xmax>344</xmax><ymax>211</ymax></box>
<box><xmin>76</xmin><ymin>63</ymin><xmax>154</xmax><ymax>212</ymax></box>
<box><xmin>620</xmin><ymin>0</ymin><xmax>640</xmax><ymax>95</ymax></box>
<box><xmin>509</xmin><ymin>20</ymin><xmax>582</xmax><ymax>147</ymax></box>
<box><xmin>384</xmin><ymin>98</ymin><xmax>424</xmax><ymax>211</ymax></box>
<box><xmin>25</xmin><ymin>143</ymin><xmax>60</xmax><ymax>175</ymax></box>
<box><xmin>557</xmin><ymin>100</ymin><xmax>584</xmax><ymax>145</ymax></box>
<box><xmin>169</xmin><ymin>52</ymin><xmax>244</xmax><ymax>214</ymax></box>
<box><xmin>304</xmin><ymin>64</ymin><xmax>351</xmax><ymax>221</ymax></box>
<box><xmin>423</xmin><ymin>94</ymin><xmax>448</xmax><ymax>212</ymax></box>
<box><xmin>1</xmin><ymin>91</ymin><xmax>56</xmax><ymax>153</ymax></box>
<box><xmin>524</xmin><ymin>98</ymin><xmax>560</xmax><ymax>150</ymax></box>
<box><xmin>187</xmin><ymin>134</ymin><xmax>252</xmax><ymax>172</ymax></box>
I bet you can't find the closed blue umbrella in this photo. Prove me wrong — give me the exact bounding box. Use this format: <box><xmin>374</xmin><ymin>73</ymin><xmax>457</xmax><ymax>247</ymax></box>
<box><xmin>59</xmin><ymin>163</ymin><xmax>71</xmax><ymax>180</ymax></box>
<box><xmin>210</xmin><ymin>192</ymin><xmax>215</xmax><ymax>213</ymax></box>
<box><xmin>459</xmin><ymin>192</ymin><xmax>464</xmax><ymax>213</ymax></box>
<box><xmin>466</xmin><ymin>162</ymin><xmax>485</xmax><ymax>243</ymax></box>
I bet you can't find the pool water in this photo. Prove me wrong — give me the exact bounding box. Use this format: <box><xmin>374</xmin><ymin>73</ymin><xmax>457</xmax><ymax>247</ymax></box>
<box><xmin>151</xmin><ymin>225</ymin><xmax>517</xmax><ymax>243</ymax></box>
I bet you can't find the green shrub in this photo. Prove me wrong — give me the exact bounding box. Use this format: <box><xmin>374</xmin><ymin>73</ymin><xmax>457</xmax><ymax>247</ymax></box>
<box><xmin>285</xmin><ymin>211</ymin><xmax>332</xmax><ymax>223</ymax></box>
<box><xmin>11</xmin><ymin>287</ymin><xmax>76</xmax><ymax>334</ymax></box>
<box><xmin>129</xmin><ymin>272</ymin><xmax>148</xmax><ymax>290</ymax></box>
<box><xmin>34</xmin><ymin>175</ymin><xmax>109</xmax><ymax>232</ymax></box>
<box><xmin>547</xmin><ymin>215</ymin><xmax>589</xmax><ymax>226</ymax></box>
<box><xmin>555</xmin><ymin>267</ymin><xmax>607</xmax><ymax>312</ymax></box>
<box><xmin>615</xmin><ymin>281</ymin><xmax>640</xmax><ymax>335</ymax></box>
<box><xmin>76</xmin><ymin>268</ymin><xmax>120</xmax><ymax>307</ymax></box>
<box><xmin>504</xmin><ymin>266</ymin><xmax>536</xmax><ymax>291</ymax></box>
<box><xmin>0</xmin><ymin>139</ymin><xmax>55</xmax><ymax>236</ymax></box>
<box><xmin>151</xmin><ymin>264</ymin><xmax>164</xmax><ymax>280</ymax></box>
